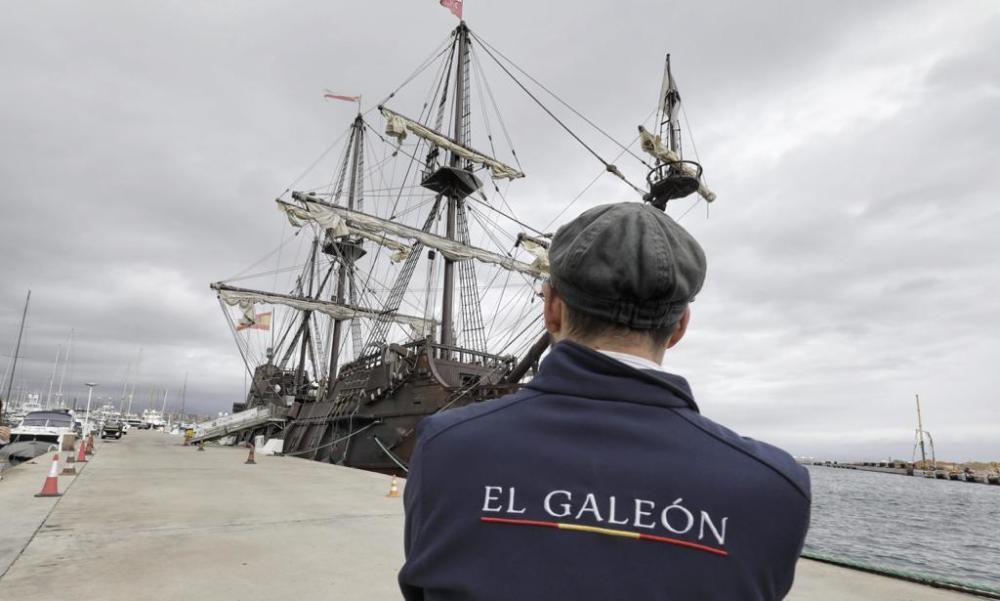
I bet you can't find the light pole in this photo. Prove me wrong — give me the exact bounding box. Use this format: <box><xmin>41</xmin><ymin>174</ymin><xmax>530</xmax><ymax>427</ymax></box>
<box><xmin>84</xmin><ymin>382</ymin><xmax>97</xmax><ymax>435</ymax></box>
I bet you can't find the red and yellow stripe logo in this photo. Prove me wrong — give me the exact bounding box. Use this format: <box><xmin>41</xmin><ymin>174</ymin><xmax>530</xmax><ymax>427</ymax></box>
<box><xmin>480</xmin><ymin>516</ymin><xmax>728</xmax><ymax>557</ymax></box>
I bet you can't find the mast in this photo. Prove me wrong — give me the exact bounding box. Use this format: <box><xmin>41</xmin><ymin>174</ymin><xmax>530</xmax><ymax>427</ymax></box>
<box><xmin>57</xmin><ymin>329</ymin><xmax>73</xmax><ymax>407</ymax></box>
<box><xmin>119</xmin><ymin>359</ymin><xmax>131</xmax><ymax>414</ymax></box>
<box><xmin>915</xmin><ymin>394</ymin><xmax>927</xmax><ymax>466</ymax></box>
<box><xmin>45</xmin><ymin>345</ymin><xmax>62</xmax><ymax>408</ymax></box>
<box><xmin>294</xmin><ymin>239</ymin><xmax>319</xmax><ymax>394</ymax></box>
<box><xmin>127</xmin><ymin>347</ymin><xmax>142</xmax><ymax>417</ymax></box>
<box><xmin>180</xmin><ymin>372</ymin><xmax>188</xmax><ymax>420</ymax></box>
<box><xmin>661</xmin><ymin>54</ymin><xmax>681</xmax><ymax>155</ymax></box>
<box><xmin>641</xmin><ymin>54</ymin><xmax>714</xmax><ymax>209</ymax></box>
<box><xmin>328</xmin><ymin>113</ymin><xmax>365</xmax><ymax>381</ymax></box>
<box><xmin>441</xmin><ymin>22</ymin><xmax>471</xmax><ymax>348</ymax></box>
<box><xmin>1</xmin><ymin>290</ymin><xmax>31</xmax><ymax>420</ymax></box>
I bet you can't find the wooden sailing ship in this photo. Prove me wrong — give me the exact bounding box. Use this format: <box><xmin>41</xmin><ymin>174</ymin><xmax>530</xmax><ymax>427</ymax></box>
<box><xmin>211</xmin><ymin>20</ymin><xmax>714</xmax><ymax>474</ymax></box>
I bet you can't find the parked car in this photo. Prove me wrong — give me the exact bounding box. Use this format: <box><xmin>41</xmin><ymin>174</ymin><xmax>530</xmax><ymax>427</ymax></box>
<box><xmin>101</xmin><ymin>419</ymin><xmax>124</xmax><ymax>440</ymax></box>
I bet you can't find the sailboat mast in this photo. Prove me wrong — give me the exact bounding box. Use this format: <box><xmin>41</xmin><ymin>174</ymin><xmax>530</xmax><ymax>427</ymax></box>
<box><xmin>329</xmin><ymin>114</ymin><xmax>365</xmax><ymax>380</ymax></box>
<box><xmin>1</xmin><ymin>290</ymin><xmax>31</xmax><ymax>420</ymax></box>
<box><xmin>45</xmin><ymin>345</ymin><xmax>62</xmax><ymax>408</ymax></box>
<box><xmin>127</xmin><ymin>347</ymin><xmax>142</xmax><ymax>417</ymax></box>
<box><xmin>119</xmin><ymin>360</ymin><xmax>132</xmax><ymax>413</ymax></box>
<box><xmin>57</xmin><ymin>328</ymin><xmax>73</xmax><ymax>406</ymax></box>
<box><xmin>441</xmin><ymin>22</ymin><xmax>470</xmax><ymax>348</ymax></box>
<box><xmin>915</xmin><ymin>394</ymin><xmax>927</xmax><ymax>466</ymax></box>
<box><xmin>180</xmin><ymin>372</ymin><xmax>188</xmax><ymax>419</ymax></box>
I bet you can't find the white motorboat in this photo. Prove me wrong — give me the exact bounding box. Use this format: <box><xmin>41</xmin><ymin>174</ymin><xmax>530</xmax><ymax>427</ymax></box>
<box><xmin>9</xmin><ymin>409</ymin><xmax>76</xmax><ymax>444</ymax></box>
<box><xmin>141</xmin><ymin>409</ymin><xmax>166</xmax><ymax>430</ymax></box>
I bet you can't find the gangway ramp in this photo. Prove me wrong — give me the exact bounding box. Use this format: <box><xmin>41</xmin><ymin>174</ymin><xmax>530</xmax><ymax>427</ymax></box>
<box><xmin>189</xmin><ymin>405</ymin><xmax>286</xmax><ymax>445</ymax></box>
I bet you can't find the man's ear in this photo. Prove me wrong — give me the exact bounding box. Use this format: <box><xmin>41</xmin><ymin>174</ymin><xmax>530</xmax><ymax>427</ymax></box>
<box><xmin>543</xmin><ymin>282</ymin><xmax>565</xmax><ymax>339</ymax></box>
<box><xmin>666</xmin><ymin>307</ymin><xmax>691</xmax><ymax>349</ymax></box>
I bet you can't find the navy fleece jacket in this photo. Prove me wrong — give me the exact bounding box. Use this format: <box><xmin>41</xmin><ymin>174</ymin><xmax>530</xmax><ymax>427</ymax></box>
<box><xmin>399</xmin><ymin>341</ymin><xmax>811</xmax><ymax>600</ymax></box>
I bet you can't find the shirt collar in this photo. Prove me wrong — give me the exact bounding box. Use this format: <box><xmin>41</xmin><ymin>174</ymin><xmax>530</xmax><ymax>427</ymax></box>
<box><xmin>596</xmin><ymin>350</ymin><xmax>666</xmax><ymax>373</ymax></box>
<box><xmin>525</xmin><ymin>340</ymin><xmax>699</xmax><ymax>412</ymax></box>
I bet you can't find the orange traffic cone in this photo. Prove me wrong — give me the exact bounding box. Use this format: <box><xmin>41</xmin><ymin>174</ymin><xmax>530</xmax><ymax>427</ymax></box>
<box><xmin>35</xmin><ymin>454</ymin><xmax>63</xmax><ymax>498</ymax></box>
<box><xmin>386</xmin><ymin>477</ymin><xmax>401</xmax><ymax>498</ymax></box>
<box><xmin>76</xmin><ymin>439</ymin><xmax>88</xmax><ymax>464</ymax></box>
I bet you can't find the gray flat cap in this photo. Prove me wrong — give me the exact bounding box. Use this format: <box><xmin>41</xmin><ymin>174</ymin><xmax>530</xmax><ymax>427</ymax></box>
<box><xmin>548</xmin><ymin>202</ymin><xmax>707</xmax><ymax>330</ymax></box>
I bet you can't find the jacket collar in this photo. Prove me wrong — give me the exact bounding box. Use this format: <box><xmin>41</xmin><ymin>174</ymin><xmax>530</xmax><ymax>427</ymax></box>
<box><xmin>524</xmin><ymin>340</ymin><xmax>699</xmax><ymax>412</ymax></box>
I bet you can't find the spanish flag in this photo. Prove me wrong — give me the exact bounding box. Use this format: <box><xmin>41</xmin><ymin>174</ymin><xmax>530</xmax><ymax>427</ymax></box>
<box><xmin>237</xmin><ymin>311</ymin><xmax>272</xmax><ymax>332</ymax></box>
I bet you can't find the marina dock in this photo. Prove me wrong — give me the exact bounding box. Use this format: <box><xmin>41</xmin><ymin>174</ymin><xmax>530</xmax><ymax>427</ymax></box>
<box><xmin>0</xmin><ymin>432</ymin><xmax>985</xmax><ymax>600</ymax></box>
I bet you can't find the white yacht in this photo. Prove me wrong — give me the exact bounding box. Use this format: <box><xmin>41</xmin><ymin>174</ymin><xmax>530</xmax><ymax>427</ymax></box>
<box><xmin>9</xmin><ymin>409</ymin><xmax>77</xmax><ymax>444</ymax></box>
<box><xmin>141</xmin><ymin>409</ymin><xmax>166</xmax><ymax>430</ymax></box>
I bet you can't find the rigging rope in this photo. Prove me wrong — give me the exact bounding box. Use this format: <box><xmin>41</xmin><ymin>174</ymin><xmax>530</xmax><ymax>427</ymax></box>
<box><xmin>470</xmin><ymin>44</ymin><xmax>522</xmax><ymax>171</ymax></box>
<box><xmin>223</xmin><ymin>230</ymin><xmax>303</xmax><ymax>283</ymax></box>
<box><xmin>468</xmin><ymin>195</ymin><xmax>546</xmax><ymax>237</ymax></box>
<box><xmin>282</xmin><ymin>421</ymin><xmax>379</xmax><ymax>457</ymax></box>
<box><xmin>471</xmin><ymin>35</ymin><xmax>644</xmax><ymax>197</ymax></box>
<box><xmin>489</xmin><ymin>181</ymin><xmax>533</xmax><ymax>235</ymax></box>
<box><xmin>373</xmin><ymin>435</ymin><xmax>410</xmax><ymax>473</ymax></box>
<box><xmin>466</xmin><ymin>204</ymin><xmax>518</xmax><ymax>245</ymax></box>
<box><xmin>456</xmin><ymin>202</ymin><xmax>488</xmax><ymax>353</ymax></box>
<box><xmin>676</xmin><ymin>196</ymin><xmax>701</xmax><ymax>222</ymax></box>
<box><xmin>433</xmin><ymin>37</ymin><xmax>457</xmax><ymax>134</ymax></box>
<box><xmin>373</xmin><ymin>35</ymin><xmax>454</xmax><ymax>110</ymax></box>
<box><xmin>484</xmin><ymin>266</ymin><xmax>514</xmax><ymax>342</ymax></box>
<box><xmin>278</xmin><ymin>125</ymin><xmax>353</xmax><ymax>200</ymax></box>
<box><xmin>219</xmin><ymin>298</ymin><xmax>273</xmax><ymax>404</ymax></box>
<box><xmin>542</xmin><ymin>106</ymin><xmax>657</xmax><ymax>231</ymax></box>
<box><xmin>470</xmin><ymin>30</ymin><xmax>652</xmax><ymax>170</ymax></box>
<box><xmin>680</xmin><ymin>104</ymin><xmax>706</xmax><ymax>181</ymax></box>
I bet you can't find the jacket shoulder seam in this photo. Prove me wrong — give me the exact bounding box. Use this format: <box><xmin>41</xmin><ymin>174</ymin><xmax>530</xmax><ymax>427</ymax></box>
<box><xmin>671</xmin><ymin>409</ymin><xmax>811</xmax><ymax>502</ymax></box>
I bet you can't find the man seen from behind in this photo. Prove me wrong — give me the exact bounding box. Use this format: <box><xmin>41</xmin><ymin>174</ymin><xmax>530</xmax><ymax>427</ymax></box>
<box><xmin>399</xmin><ymin>202</ymin><xmax>811</xmax><ymax>600</ymax></box>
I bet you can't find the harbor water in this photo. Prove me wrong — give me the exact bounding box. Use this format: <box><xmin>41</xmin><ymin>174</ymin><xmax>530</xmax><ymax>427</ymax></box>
<box><xmin>805</xmin><ymin>465</ymin><xmax>1000</xmax><ymax>593</ymax></box>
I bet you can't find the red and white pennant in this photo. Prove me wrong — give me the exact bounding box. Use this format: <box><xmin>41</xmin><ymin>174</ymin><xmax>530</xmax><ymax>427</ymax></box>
<box><xmin>323</xmin><ymin>91</ymin><xmax>360</xmax><ymax>103</ymax></box>
<box><xmin>440</xmin><ymin>0</ymin><xmax>463</xmax><ymax>19</ymax></box>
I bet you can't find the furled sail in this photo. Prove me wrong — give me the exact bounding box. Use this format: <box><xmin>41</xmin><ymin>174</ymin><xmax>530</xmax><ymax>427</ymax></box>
<box><xmin>279</xmin><ymin>199</ymin><xmax>412</xmax><ymax>262</ymax></box>
<box><xmin>637</xmin><ymin>126</ymin><xmax>717</xmax><ymax>203</ymax></box>
<box><xmin>280</xmin><ymin>194</ymin><xmax>547</xmax><ymax>278</ymax></box>
<box><xmin>515</xmin><ymin>233</ymin><xmax>551</xmax><ymax>273</ymax></box>
<box><xmin>380</xmin><ymin>107</ymin><xmax>525</xmax><ymax>181</ymax></box>
<box><xmin>213</xmin><ymin>283</ymin><xmax>435</xmax><ymax>332</ymax></box>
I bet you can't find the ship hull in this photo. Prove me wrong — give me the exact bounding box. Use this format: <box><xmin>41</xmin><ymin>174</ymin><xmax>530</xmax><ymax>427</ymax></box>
<box><xmin>282</xmin><ymin>340</ymin><xmax>517</xmax><ymax>473</ymax></box>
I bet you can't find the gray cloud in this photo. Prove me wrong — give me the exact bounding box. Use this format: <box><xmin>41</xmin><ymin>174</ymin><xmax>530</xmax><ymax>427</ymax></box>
<box><xmin>1</xmin><ymin>1</ymin><xmax>997</xmax><ymax>460</ymax></box>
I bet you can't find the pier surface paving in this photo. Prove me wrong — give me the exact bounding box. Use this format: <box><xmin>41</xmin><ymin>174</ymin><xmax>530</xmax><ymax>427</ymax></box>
<box><xmin>0</xmin><ymin>431</ymin><xmax>982</xmax><ymax>600</ymax></box>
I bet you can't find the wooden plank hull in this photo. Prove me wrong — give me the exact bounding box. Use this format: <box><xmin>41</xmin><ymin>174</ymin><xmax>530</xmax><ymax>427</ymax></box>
<box><xmin>281</xmin><ymin>340</ymin><xmax>518</xmax><ymax>473</ymax></box>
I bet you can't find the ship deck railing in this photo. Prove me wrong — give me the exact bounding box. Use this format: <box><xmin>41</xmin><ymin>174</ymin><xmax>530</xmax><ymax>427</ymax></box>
<box><xmin>427</xmin><ymin>343</ymin><xmax>516</xmax><ymax>369</ymax></box>
<box><xmin>338</xmin><ymin>339</ymin><xmax>515</xmax><ymax>383</ymax></box>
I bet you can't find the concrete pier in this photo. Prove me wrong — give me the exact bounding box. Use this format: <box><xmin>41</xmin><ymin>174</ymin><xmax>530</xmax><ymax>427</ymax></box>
<box><xmin>0</xmin><ymin>431</ymin><xmax>983</xmax><ymax>600</ymax></box>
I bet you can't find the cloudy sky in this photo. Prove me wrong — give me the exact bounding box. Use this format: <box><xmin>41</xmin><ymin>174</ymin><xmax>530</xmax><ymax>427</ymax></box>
<box><xmin>1</xmin><ymin>1</ymin><xmax>997</xmax><ymax>461</ymax></box>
